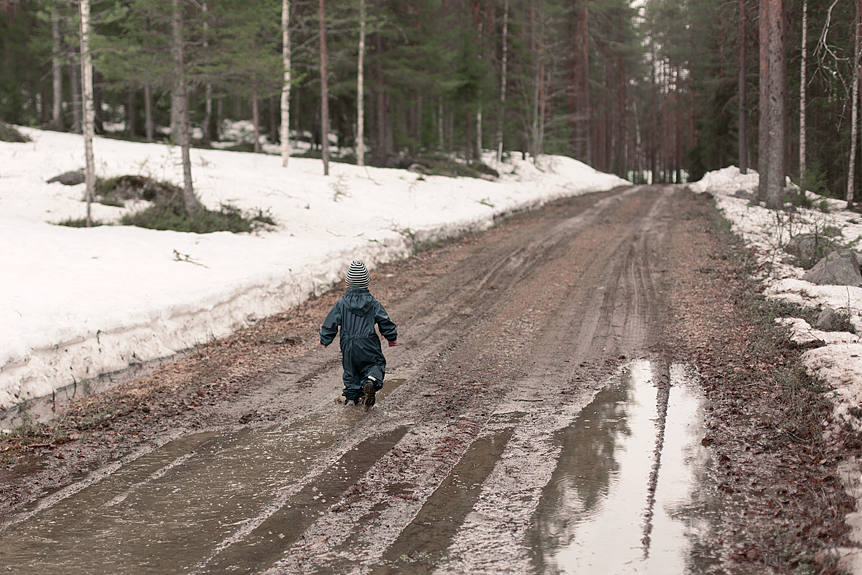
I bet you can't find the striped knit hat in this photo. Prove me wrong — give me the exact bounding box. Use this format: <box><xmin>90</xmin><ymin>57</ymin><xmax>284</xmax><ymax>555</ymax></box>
<box><xmin>346</xmin><ymin>260</ymin><xmax>370</xmax><ymax>289</ymax></box>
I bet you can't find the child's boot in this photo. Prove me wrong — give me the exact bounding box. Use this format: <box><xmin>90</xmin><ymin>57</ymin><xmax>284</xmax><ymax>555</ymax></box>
<box><xmin>362</xmin><ymin>376</ymin><xmax>378</xmax><ymax>411</ymax></box>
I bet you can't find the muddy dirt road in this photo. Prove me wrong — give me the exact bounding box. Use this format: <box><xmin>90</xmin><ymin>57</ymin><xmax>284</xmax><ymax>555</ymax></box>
<box><xmin>0</xmin><ymin>185</ymin><xmax>853</xmax><ymax>574</ymax></box>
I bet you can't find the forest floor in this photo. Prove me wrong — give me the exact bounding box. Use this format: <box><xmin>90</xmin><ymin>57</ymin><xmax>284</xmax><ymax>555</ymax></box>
<box><xmin>0</xmin><ymin>185</ymin><xmax>856</xmax><ymax>574</ymax></box>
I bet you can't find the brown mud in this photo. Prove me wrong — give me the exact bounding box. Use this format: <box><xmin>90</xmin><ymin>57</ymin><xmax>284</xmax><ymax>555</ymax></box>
<box><xmin>0</xmin><ymin>185</ymin><xmax>855</xmax><ymax>574</ymax></box>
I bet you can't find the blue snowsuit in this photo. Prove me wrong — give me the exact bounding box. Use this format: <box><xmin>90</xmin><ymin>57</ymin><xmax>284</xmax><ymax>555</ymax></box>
<box><xmin>319</xmin><ymin>288</ymin><xmax>398</xmax><ymax>402</ymax></box>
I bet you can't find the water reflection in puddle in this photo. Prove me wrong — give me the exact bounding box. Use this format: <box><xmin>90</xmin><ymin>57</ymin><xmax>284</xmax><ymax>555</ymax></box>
<box><xmin>531</xmin><ymin>360</ymin><xmax>721</xmax><ymax>574</ymax></box>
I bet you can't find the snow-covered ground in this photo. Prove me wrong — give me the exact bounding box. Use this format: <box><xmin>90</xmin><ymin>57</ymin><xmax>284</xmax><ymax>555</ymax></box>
<box><xmin>0</xmin><ymin>127</ymin><xmax>628</xmax><ymax>409</ymax></box>
<box><xmin>691</xmin><ymin>167</ymin><xmax>862</xmax><ymax>422</ymax></box>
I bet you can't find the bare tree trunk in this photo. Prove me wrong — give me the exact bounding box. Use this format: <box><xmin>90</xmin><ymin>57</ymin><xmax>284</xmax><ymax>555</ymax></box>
<box><xmin>850</xmin><ymin>0</ymin><xmax>861</xmax><ymax>208</ymax></box>
<box><xmin>172</xmin><ymin>0</ymin><xmax>197</xmax><ymax>218</ymax></box>
<box><xmin>765</xmin><ymin>0</ymin><xmax>785</xmax><ymax>209</ymax></box>
<box><xmin>578</xmin><ymin>0</ymin><xmax>590</xmax><ymax>165</ymax></box>
<box><xmin>79</xmin><ymin>0</ymin><xmax>96</xmax><ymax>227</ymax></box>
<box><xmin>799</xmin><ymin>0</ymin><xmax>807</xmax><ymax>187</ymax></box>
<box><xmin>70</xmin><ymin>55</ymin><xmax>82</xmax><ymax>134</ymax></box>
<box><xmin>252</xmin><ymin>91</ymin><xmax>261</xmax><ymax>153</ymax></box>
<box><xmin>757</xmin><ymin>0</ymin><xmax>770</xmax><ymax>200</ymax></box>
<box><xmin>357</xmin><ymin>0</ymin><xmax>366</xmax><ymax>166</ymax></box>
<box><xmin>51</xmin><ymin>6</ymin><xmax>64</xmax><ymax>131</ymax></box>
<box><xmin>202</xmin><ymin>1</ymin><xmax>213</xmax><ymax>144</ymax></box>
<box><xmin>319</xmin><ymin>0</ymin><xmax>330</xmax><ymax>176</ymax></box>
<box><xmin>127</xmin><ymin>88</ymin><xmax>136</xmax><ymax>138</ymax></box>
<box><xmin>738</xmin><ymin>0</ymin><xmax>747</xmax><ymax>174</ymax></box>
<box><xmin>496</xmin><ymin>0</ymin><xmax>508</xmax><ymax>164</ymax></box>
<box><xmin>281</xmin><ymin>0</ymin><xmax>292</xmax><ymax>167</ymax></box>
<box><xmin>144</xmin><ymin>85</ymin><xmax>154</xmax><ymax>141</ymax></box>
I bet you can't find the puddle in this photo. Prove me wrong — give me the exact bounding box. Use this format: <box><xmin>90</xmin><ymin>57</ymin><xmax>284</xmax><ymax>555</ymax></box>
<box><xmin>530</xmin><ymin>360</ymin><xmax>723</xmax><ymax>574</ymax></box>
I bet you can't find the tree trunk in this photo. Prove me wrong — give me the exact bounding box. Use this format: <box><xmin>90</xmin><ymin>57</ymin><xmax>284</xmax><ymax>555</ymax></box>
<box><xmin>765</xmin><ymin>0</ymin><xmax>785</xmax><ymax>210</ymax></box>
<box><xmin>51</xmin><ymin>6</ymin><xmax>64</xmax><ymax>131</ymax></box>
<box><xmin>281</xmin><ymin>0</ymin><xmax>292</xmax><ymax>167</ymax></box>
<box><xmin>850</xmin><ymin>0</ymin><xmax>861</xmax><ymax>208</ymax></box>
<box><xmin>70</xmin><ymin>55</ymin><xmax>81</xmax><ymax>134</ymax></box>
<box><xmin>144</xmin><ymin>85</ymin><xmax>154</xmax><ymax>142</ymax></box>
<box><xmin>578</xmin><ymin>1</ymin><xmax>590</xmax><ymax>165</ymax></box>
<box><xmin>79</xmin><ymin>0</ymin><xmax>96</xmax><ymax>227</ymax></box>
<box><xmin>172</xmin><ymin>0</ymin><xmax>197</xmax><ymax>218</ymax></box>
<box><xmin>127</xmin><ymin>88</ymin><xmax>136</xmax><ymax>138</ymax></box>
<box><xmin>757</xmin><ymin>0</ymin><xmax>770</xmax><ymax>200</ymax></box>
<box><xmin>799</xmin><ymin>0</ymin><xmax>807</xmax><ymax>188</ymax></box>
<box><xmin>738</xmin><ymin>0</ymin><xmax>747</xmax><ymax>174</ymax></box>
<box><xmin>252</xmin><ymin>91</ymin><xmax>261</xmax><ymax>153</ymax></box>
<box><xmin>357</xmin><ymin>0</ymin><xmax>366</xmax><ymax>166</ymax></box>
<box><xmin>319</xmin><ymin>0</ymin><xmax>330</xmax><ymax>176</ymax></box>
<box><xmin>496</xmin><ymin>0</ymin><xmax>508</xmax><ymax>164</ymax></box>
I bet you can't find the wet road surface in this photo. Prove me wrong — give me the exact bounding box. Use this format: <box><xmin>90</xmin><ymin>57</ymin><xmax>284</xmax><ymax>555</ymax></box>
<box><xmin>0</xmin><ymin>185</ymin><xmax>731</xmax><ymax>574</ymax></box>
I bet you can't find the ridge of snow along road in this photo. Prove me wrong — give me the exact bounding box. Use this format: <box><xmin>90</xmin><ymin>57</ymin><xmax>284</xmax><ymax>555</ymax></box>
<box><xmin>0</xmin><ymin>127</ymin><xmax>628</xmax><ymax>409</ymax></box>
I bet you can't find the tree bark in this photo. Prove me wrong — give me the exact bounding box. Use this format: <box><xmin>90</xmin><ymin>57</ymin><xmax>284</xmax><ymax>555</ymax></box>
<box><xmin>496</xmin><ymin>0</ymin><xmax>508</xmax><ymax>164</ymax></box>
<box><xmin>70</xmin><ymin>54</ymin><xmax>81</xmax><ymax>134</ymax></box>
<box><xmin>357</xmin><ymin>0</ymin><xmax>366</xmax><ymax>166</ymax></box>
<box><xmin>144</xmin><ymin>85</ymin><xmax>154</xmax><ymax>142</ymax></box>
<box><xmin>850</xmin><ymin>0</ymin><xmax>861</xmax><ymax>208</ymax></box>
<box><xmin>172</xmin><ymin>0</ymin><xmax>197</xmax><ymax>218</ymax></box>
<box><xmin>798</xmin><ymin>0</ymin><xmax>807</xmax><ymax>188</ymax></box>
<box><xmin>79</xmin><ymin>0</ymin><xmax>96</xmax><ymax>227</ymax></box>
<box><xmin>738</xmin><ymin>0</ymin><xmax>747</xmax><ymax>174</ymax></box>
<box><xmin>319</xmin><ymin>0</ymin><xmax>330</xmax><ymax>176</ymax></box>
<box><xmin>51</xmin><ymin>6</ymin><xmax>64</xmax><ymax>131</ymax></box>
<box><xmin>764</xmin><ymin>0</ymin><xmax>785</xmax><ymax>210</ymax></box>
<box><xmin>757</xmin><ymin>0</ymin><xmax>770</xmax><ymax>200</ymax></box>
<box><xmin>281</xmin><ymin>0</ymin><xmax>292</xmax><ymax>167</ymax></box>
<box><xmin>252</xmin><ymin>91</ymin><xmax>261</xmax><ymax>153</ymax></box>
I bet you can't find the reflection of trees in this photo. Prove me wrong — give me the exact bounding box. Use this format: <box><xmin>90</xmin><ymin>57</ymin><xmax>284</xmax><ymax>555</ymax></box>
<box><xmin>528</xmin><ymin>371</ymin><xmax>636</xmax><ymax>572</ymax></box>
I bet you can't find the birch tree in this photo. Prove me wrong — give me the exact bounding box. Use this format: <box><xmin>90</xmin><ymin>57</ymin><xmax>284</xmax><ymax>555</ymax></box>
<box><xmin>356</xmin><ymin>0</ymin><xmax>366</xmax><ymax>167</ymax></box>
<box><xmin>171</xmin><ymin>0</ymin><xmax>197</xmax><ymax>217</ymax></box>
<box><xmin>319</xmin><ymin>0</ymin><xmax>330</xmax><ymax>176</ymax></box>
<box><xmin>51</xmin><ymin>5</ymin><xmax>64</xmax><ymax>131</ymax></box>
<box><xmin>850</xmin><ymin>0</ymin><xmax>861</xmax><ymax>208</ymax></box>
<box><xmin>79</xmin><ymin>0</ymin><xmax>96</xmax><ymax>227</ymax></box>
<box><xmin>281</xmin><ymin>0</ymin><xmax>292</xmax><ymax>167</ymax></box>
<box><xmin>496</xmin><ymin>0</ymin><xmax>509</xmax><ymax>164</ymax></box>
<box><xmin>799</xmin><ymin>0</ymin><xmax>807</xmax><ymax>189</ymax></box>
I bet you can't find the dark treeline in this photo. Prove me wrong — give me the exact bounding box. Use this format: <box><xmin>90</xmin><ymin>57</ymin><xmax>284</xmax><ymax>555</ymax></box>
<box><xmin>2</xmin><ymin>0</ymin><xmax>860</xmax><ymax>198</ymax></box>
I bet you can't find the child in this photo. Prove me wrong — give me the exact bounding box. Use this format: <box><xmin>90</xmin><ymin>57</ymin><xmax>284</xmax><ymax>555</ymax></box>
<box><xmin>320</xmin><ymin>260</ymin><xmax>398</xmax><ymax>409</ymax></box>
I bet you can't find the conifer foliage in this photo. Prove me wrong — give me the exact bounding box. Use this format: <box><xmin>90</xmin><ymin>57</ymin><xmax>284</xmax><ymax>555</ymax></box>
<box><xmin>2</xmin><ymin>0</ymin><xmax>862</xmax><ymax>200</ymax></box>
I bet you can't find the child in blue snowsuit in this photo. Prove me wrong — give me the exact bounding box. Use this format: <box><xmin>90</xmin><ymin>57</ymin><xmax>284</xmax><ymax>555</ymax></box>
<box><xmin>320</xmin><ymin>260</ymin><xmax>398</xmax><ymax>408</ymax></box>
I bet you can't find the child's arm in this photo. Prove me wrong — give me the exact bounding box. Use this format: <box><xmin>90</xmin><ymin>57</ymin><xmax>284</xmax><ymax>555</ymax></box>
<box><xmin>374</xmin><ymin>302</ymin><xmax>398</xmax><ymax>345</ymax></box>
<box><xmin>319</xmin><ymin>302</ymin><xmax>342</xmax><ymax>347</ymax></box>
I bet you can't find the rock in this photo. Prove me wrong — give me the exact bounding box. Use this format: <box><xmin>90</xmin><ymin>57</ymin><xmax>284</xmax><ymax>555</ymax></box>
<box><xmin>407</xmin><ymin>163</ymin><xmax>429</xmax><ymax>175</ymax></box>
<box><xmin>46</xmin><ymin>170</ymin><xmax>85</xmax><ymax>186</ymax></box>
<box><xmin>815</xmin><ymin>307</ymin><xmax>840</xmax><ymax>331</ymax></box>
<box><xmin>802</xmin><ymin>251</ymin><xmax>862</xmax><ymax>288</ymax></box>
<box><xmin>733</xmin><ymin>189</ymin><xmax>754</xmax><ymax>200</ymax></box>
<box><xmin>783</xmin><ymin>233</ymin><xmax>840</xmax><ymax>268</ymax></box>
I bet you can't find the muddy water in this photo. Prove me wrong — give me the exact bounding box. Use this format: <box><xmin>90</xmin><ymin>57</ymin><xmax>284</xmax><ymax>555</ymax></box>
<box><xmin>530</xmin><ymin>360</ymin><xmax>721</xmax><ymax>574</ymax></box>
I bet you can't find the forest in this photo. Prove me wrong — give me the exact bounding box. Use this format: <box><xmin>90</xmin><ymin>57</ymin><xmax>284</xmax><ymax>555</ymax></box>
<box><xmin>1</xmin><ymin>0</ymin><xmax>860</xmax><ymax>203</ymax></box>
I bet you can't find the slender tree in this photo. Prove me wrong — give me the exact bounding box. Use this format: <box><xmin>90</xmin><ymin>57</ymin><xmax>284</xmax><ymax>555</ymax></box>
<box><xmin>79</xmin><ymin>0</ymin><xmax>96</xmax><ymax>227</ymax></box>
<box><xmin>738</xmin><ymin>0</ymin><xmax>746</xmax><ymax>174</ymax></box>
<box><xmin>319</xmin><ymin>0</ymin><xmax>330</xmax><ymax>176</ymax></box>
<box><xmin>496</xmin><ymin>0</ymin><xmax>509</xmax><ymax>164</ymax></box>
<box><xmin>764</xmin><ymin>0</ymin><xmax>785</xmax><ymax>209</ymax></box>
<box><xmin>356</xmin><ymin>0</ymin><xmax>366</xmax><ymax>166</ymax></box>
<box><xmin>281</xmin><ymin>0</ymin><xmax>292</xmax><ymax>167</ymax></box>
<box><xmin>171</xmin><ymin>0</ymin><xmax>197</xmax><ymax>217</ymax></box>
<box><xmin>850</xmin><ymin>0</ymin><xmax>861</xmax><ymax>208</ymax></box>
<box><xmin>799</xmin><ymin>0</ymin><xmax>807</xmax><ymax>189</ymax></box>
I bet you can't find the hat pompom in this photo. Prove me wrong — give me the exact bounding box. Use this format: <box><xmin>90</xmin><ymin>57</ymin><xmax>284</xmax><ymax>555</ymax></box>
<box><xmin>346</xmin><ymin>260</ymin><xmax>370</xmax><ymax>289</ymax></box>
